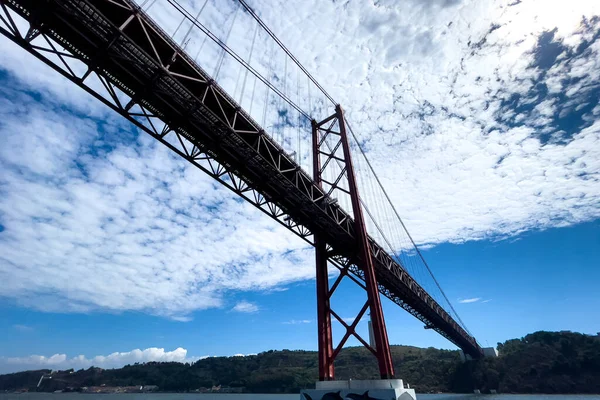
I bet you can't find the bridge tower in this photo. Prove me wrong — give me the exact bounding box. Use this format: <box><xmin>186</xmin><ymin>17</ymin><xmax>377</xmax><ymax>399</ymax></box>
<box><xmin>312</xmin><ymin>104</ymin><xmax>395</xmax><ymax>381</ymax></box>
<box><xmin>305</xmin><ymin>105</ymin><xmax>416</xmax><ymax>399</ymax></box>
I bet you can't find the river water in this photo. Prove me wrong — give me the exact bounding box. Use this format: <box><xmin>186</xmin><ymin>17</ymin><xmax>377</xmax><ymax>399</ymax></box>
<box><xmin>2</xmin><ymin>394</ymin><xmax>600</xmax><ymax>400</ymax></box>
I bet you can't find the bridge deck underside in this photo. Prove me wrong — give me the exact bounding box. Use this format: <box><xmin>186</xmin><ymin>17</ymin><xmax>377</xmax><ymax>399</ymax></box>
<box><xmin>0</xmin><ymin>0</ymin><xmax>482</xmax><ymax>358</ymax></box>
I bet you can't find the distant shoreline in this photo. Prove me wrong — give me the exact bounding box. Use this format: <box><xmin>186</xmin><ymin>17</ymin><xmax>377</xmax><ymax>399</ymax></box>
<box><xmin>2</xmin><ymin>331</ymin><xmax>600</xmax><ymax>395</ymax></box>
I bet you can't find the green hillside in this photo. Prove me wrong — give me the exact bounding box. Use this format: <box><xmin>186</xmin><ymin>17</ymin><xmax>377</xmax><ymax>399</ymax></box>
<box><xmin>1</xmin><ymin>331</ymin><xmax>599</xmax><ymax>394</ymax></box>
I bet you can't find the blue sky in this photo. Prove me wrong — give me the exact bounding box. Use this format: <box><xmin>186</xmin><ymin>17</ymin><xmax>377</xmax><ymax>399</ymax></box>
<box><xmin>0</xmin><ymin>0</ymin><xmax>599</xmax><ymax>373</ymax></box>
<box><xmin>2</xmin><ymin>219</ymin><xmax>599</xmax><ymax>370</ymax></box>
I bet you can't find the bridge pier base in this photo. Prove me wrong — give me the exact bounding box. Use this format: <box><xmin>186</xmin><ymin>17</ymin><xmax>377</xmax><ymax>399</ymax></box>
<box><xmin>301</xmin><ymin>379</ymin><xmax>417</xmax><ymax>400</ymax></box>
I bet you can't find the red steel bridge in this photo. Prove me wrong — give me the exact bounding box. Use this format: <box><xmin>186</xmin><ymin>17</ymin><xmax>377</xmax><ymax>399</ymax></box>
<box><xmin>0</xmin><ymin>0</ymin><xmax>484</xmax><ymax>380</ymax></box>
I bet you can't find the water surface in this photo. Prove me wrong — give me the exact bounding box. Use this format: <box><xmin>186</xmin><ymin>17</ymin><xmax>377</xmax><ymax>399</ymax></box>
<box><xmin>2</xmin><ymin>394</ymin><xmax>600</xmax><ymax>400</ymax></box>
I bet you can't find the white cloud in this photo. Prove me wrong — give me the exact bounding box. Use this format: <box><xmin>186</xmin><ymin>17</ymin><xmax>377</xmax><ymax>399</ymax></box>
<box><xmin>12</xmin><ymin>324</ymin><xmax>33</xmax><ymax>332</ymax></box>
<box><xmin>0</xmin><ymin>347</ymin><xmax>197</xmax><ymax>374</ymax></box>
<box><xmin>283</xmin><ymin>319</ymin><xmax>312</xmax><ymax>325</ymax></box>
<box><xmin>342</xmin><ymin>317</ymin><xmax>366</xmax><ymax>324</ymax></box>
<box><xmin>458</xmin><ymin>298</ymin><xmax>481</xmax><ymax>304</ymax></box>
<box><xmin>0</xmin><ymin>0</ymin><xmax>598</xmax><ymax>324</ymax></box>
<box><xmin>231</xmin><ymin>300</ymin><xmax>259</xmax><ymax>313</ymax></box>
<box><xmin>207</xmin><ymin>0</ymin><xmax>600</xmax><ymax>248</ymax></box>
<box><xmin>170</xmin><ymin>316</ymin><xmax>194</xmax><ymax>322</ymax></box>
<box><xmin>0</xmin><ymin>77</ymin><xmax>313</xmax><ymax>320</ymax></box>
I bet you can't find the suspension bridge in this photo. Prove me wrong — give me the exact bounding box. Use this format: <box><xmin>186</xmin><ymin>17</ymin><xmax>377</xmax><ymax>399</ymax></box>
<box><xmin>0</xmin><ymin>0</ymin><xmax>494</xmax><ymax>398</ymax></box>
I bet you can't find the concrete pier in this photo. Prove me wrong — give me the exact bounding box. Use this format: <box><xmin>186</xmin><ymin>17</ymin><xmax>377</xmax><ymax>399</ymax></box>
<box><xmin>300</xmin><ymin>379</ymin><xmax>417</xmax><ymax>400</ymax></box>
<box><xmin>459</xmin><ymin>346</ymin><xmax>499</xmax><ymax>361</ymax></box>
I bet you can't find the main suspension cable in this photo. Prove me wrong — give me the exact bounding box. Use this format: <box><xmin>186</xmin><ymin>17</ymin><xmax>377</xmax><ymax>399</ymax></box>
<box><xmin>344</xmin><ymin>117</ymin><xmax>472</xmax><ymax>335</ymax></box>
<box><xmin>236</xmin><ymin>0</ymin><xmax>337</xmax><ymax>107</ymax></box>
<box><xmin>162</xmin><ymin>0</ymin><xmax>312</xmax><ymax>120</ymax></box>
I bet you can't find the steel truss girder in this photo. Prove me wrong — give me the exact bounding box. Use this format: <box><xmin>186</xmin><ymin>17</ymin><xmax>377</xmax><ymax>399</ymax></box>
<box><xmin>0</xmin><ymin>0</ymin><xmax>342</xmax><ymax>241</ymax></box>
<box><xmin>0</xmin><ymin>0</ymin><xmax>483</xmax><ymax>359</ymax></box>
<box><xmin>0</xmin><ymin>17</ymin><xmax>312</xmax><ymax>246</ymax></box>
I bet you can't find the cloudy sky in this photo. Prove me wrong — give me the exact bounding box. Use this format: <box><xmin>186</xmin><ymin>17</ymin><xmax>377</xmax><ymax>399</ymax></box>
<box><xmin>0</xmin><ymin>0</ymin><xmax>599</xmax><ymax>374</ymax></box>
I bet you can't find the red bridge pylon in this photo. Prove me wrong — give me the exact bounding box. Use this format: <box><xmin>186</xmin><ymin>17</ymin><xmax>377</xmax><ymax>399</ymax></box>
<box><xmin>312</xmin><ymin>105</ymin><xmax>395</xmax><ymax>380</ymax></box>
